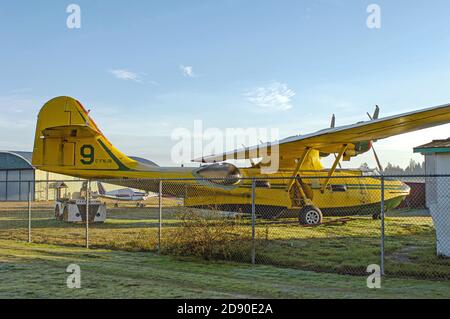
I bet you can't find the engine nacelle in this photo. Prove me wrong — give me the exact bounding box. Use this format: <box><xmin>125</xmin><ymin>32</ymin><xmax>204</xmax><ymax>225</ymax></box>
<box><xmin>195</xmin><ymin>163</ymin><xmax>242</xmax><ymax>185</ymax></box>
<box><xmin>343</xmin><ymin>141</ymin><xmax>373</xmax><ymax>161</ymax></box>
<box><xmin>354</xmin><ymin>141</ymin><xmax>373</xmax><ymax>154</ymax></box>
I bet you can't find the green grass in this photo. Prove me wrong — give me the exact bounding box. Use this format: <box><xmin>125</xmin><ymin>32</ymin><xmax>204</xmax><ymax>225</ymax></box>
<box><xmin>1</xmin><ymin>202</ymin><xmax>449</xmax><ymax>281</ymax></box>
<box><xmin>1</xmin><ymin>239</ymin><xmax>450</xmax><ymax>299</ymax></box>
<box><xmin>253</xmin><ymin>216</ymin><xmax>450</xmax><ymax>280</ymax></box>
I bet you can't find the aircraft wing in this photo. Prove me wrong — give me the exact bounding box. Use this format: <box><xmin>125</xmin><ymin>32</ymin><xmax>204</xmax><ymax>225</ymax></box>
<box><xmin>193</xmin><ymin>103</ymin><xmax>450</xmax><ymax>168</ymax></box>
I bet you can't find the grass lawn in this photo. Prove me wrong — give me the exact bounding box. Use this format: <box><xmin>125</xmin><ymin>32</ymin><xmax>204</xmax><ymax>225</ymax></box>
<box><xmin>1</xmin><ymin>202</ymin><xmax>449</xmax><ymax>281</ymax></box>
<box><xmin>1</xmin><ymin>239</ymin><xmax>450</xmax><ymax>299</ymax></box>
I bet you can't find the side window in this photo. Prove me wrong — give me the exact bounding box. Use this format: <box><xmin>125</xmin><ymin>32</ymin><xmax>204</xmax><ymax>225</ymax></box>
<box><xmin>331</xmin><ymin>184</ymin><xmax>347</xmax><ymax>192</ymax></box>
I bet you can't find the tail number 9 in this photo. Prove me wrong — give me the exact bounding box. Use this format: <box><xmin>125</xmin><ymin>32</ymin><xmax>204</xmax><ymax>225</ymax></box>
<box><xmin>80</xmin><ymin>145</ymin><xmax>95</xmax><ymax>165</ymax></box>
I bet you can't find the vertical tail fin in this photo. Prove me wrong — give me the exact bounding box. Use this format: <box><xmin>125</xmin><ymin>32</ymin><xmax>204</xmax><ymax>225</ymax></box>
<box><xmin>32</xmin><ymin>96</ymin><xmax>137</xmax><ymax>178</ymax></box>
<box><xmin>97</xmin><ymin>182</ymin><xmax>106</xmax><ymax>195</ymax></box>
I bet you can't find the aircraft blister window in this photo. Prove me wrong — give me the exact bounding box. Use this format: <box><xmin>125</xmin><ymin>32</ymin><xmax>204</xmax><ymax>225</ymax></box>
<box><xmin>196</xmin><ymin>163</ymin><xmax>241</xmax><ymax>186</ymax></box>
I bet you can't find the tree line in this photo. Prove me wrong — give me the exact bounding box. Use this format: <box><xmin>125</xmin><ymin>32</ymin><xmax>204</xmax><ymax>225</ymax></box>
<box><xmin>360</xmin><ymin>159</ymin><xmax>425</xmax><ymax>175</ymax></box>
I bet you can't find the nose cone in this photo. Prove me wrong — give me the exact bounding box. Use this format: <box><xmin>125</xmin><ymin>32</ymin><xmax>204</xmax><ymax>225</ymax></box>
<box><xmin>400</xmin><ymin>181</ymin><xmax>411</xmax><ymax>195</ymax></box>
<box><xmin>384</xmin><ymin>179</ymin><xmax>411</xmax><ymax>197</ymax></box>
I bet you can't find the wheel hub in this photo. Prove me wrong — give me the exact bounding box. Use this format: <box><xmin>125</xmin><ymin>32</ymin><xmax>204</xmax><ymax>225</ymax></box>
<box><xmin>305</xmin><ymin>210</ymin><xmax>320</xmax><ymax>225</ymax></box>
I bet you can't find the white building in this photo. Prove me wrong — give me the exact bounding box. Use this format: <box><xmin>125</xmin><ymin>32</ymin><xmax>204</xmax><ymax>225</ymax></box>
<box><xmin>414</xmin><ymin>138</ymin><xmax>450</xmax><ymax>257</ymax></box>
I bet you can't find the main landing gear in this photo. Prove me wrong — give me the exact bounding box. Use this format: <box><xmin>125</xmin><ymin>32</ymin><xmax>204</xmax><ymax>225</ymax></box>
<box><xmin>299</xmin><ymin>206</ymin><xmax>323</xmax><ymax>226</ymax></box>
<box><xmin>372</xmin><ymin>213</ymin><xmax>381</xmax><ymax>220</ymax></box>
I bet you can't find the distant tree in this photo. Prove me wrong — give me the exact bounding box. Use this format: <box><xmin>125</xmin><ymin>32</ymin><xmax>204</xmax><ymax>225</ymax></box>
<box><xmin>405</xmin><ymin>159</ymin><xmax>425</xmax><ymax>174</ymax></box>
<box><xmin>383</xmin><ymin>159</ymin><xmax>424</xmax><ymax>175</ymax></box>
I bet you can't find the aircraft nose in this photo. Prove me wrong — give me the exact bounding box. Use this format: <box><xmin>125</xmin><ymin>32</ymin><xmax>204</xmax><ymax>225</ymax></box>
<box><xmin>399</xmin><ymin>181</ymin><xmax>411</xmax><ymax>194</ymax></box>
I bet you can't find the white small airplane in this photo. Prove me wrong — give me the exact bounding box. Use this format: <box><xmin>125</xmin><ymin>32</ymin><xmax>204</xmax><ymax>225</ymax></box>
<box><xmin>95</xmin><ymin>182</ymin><xmax>152</xmax><ymax>207</ymax></box>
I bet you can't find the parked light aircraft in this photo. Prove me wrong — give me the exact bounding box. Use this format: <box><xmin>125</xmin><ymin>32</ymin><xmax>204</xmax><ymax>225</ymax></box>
<box><xmin>93</xmin><ymin>182</ymin><xmax>151</xmax><ymax>207</ymax></box>
<box><xmin>32</xmin><ymin>96</ymin><xmax>450</xmax><ymax>225</ymax></box>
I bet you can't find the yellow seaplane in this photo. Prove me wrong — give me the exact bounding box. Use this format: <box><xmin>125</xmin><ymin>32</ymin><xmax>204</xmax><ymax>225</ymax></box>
<box><xmin>32</xmin><ymin>97</ymin><xmax>450</xmax><ymax>225</ymax></box>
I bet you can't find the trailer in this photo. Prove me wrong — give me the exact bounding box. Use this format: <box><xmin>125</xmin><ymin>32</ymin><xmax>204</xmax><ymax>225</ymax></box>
<box><xmin>54</xmin><ymin>198</ymin><xmax>107</xmax><ymax>223</ymax></box>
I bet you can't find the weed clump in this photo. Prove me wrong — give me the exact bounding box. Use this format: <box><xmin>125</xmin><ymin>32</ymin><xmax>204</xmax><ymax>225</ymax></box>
<box><xmin>162</xmin><ymin>210</ymin><xmax>253</xmax><ymax>261</ymax></box>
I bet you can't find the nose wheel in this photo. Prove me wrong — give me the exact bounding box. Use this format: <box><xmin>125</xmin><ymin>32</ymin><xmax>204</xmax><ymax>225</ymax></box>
<box><xmin>299</xmin><ymin>206</ymin><xmax>323</xmax><ymax>226</ymax></box>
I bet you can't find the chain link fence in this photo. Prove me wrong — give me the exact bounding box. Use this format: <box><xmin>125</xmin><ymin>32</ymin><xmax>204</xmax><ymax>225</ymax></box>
<box><xmin>383</xmin><ymin>175</ymin><xmax>450</xmax><ymax>280</ymax></box>
<box><xmin>1</xmin><ymin>175</ymin><xmax>449</xmax><ymax>281</ymax></box>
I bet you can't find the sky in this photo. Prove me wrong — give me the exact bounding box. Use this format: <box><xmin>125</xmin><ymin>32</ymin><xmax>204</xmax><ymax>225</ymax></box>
<box><xmin>1</xmin><ymin>0</ymin><xmax>450</xmax><ymax>168</ymax></box>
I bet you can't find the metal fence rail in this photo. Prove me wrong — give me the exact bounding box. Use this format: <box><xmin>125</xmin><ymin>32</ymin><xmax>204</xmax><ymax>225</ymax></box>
<box><xmin>0</xmin><ymin>175</ymin><xmax>449</xmax><ymax>281</ymax></box>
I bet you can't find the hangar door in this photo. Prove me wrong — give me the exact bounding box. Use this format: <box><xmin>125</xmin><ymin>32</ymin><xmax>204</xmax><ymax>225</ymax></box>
<box><xmin>0</xmin><ymin>170</ymin><xmax>35</xmax><ymax>201</ymax></box>
<box><xmin>0</xmin><ymin>152</ymin><xmax>35</xmax><ymax>202</ymax></box>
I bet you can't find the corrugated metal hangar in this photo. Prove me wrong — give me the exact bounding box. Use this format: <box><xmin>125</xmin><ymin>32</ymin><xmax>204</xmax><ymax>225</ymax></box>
<box><xmin>0</xmin><ymin>151</ymin><xmax>79</xmax><ymax>202</ymax></box>
<box><xmin>0</xmin><ymin>151</ymin><xmax>153</xmax><ymax>202</ymax></box>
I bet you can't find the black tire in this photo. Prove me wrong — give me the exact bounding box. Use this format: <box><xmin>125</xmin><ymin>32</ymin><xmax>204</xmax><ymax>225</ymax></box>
<box><xmin>63</xmin><ymin>206</ymin><xmax>69</xmax><ymax>222</ymax></box>
<box><xmin>55</xmin><ymin>205</ymin><xmax>63</xmax><ymax>220</ymax></box>
<box><xmin>299</xmin><ymin>206</ymin><xmax>323</xmax><ymax>226</ymax></box>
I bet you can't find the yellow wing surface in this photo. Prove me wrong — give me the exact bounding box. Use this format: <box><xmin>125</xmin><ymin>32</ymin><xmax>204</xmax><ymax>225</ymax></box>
<box><xmin>193</xmin><ymin>103</ymin><xmax>450</xmax><ymax>168</ymax></box>
<box><xmin>33</xmin><ymin>96</ymin><xmax>450</xmax><ymax>177</ymax></box>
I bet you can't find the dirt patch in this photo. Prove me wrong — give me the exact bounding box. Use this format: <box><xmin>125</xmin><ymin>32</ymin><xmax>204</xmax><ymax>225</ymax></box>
<box><xmin>388</xmin><ymin>246</ymin><xmax>419</xmax><ymax>264</ymax></box>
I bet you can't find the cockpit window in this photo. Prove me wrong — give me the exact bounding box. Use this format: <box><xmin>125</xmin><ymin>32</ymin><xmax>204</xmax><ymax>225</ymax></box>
<box><xmin>196</xmin><ymin>163</ymin><xmax>242</xmax><ymax>185</ymax></box>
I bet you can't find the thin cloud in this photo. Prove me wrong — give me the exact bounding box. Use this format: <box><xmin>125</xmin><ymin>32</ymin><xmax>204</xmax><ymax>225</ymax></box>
<box><xmin>180</xmin><ymin>64</ymin><xmax>195</xmax><ymax>78</ymax></box>
<box><xmin>245</xmin><ymin>82</ymin><xmax>295</xmax><ymax>111</ymax></box>
<box><xmin>109</xmin><ymin>69</ymin><xmax>142</xmax><ymax>82</ymax></box>
<box><xmin>10</xmin><ymin>88</ymin><xmax>32</xmax><ymax>94</ymax></box>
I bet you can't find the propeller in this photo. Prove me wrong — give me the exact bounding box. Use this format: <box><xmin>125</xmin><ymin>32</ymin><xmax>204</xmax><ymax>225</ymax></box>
<box><xmin>367</xmin><ymin>105</ymin><xmax>383</xmax><ymax>172</ymax></box>
<box><xmin>373</xmin><ymin>105</ymin><xmax>380</xmax><ymax>120</ymax></box>
<box><xmin>366</xmin><ymin>105</ymin><xmax>380</xmax><ymax>121</ymax></box>
<box><xmin>330</xmin><ymin>114</ymin><xmax>336</xmax><ymax>128</ymax></box>
<box><xmin>329</xmin><ymin>114</ymin><xmax>342</xmax><ymax>168</ymax></box>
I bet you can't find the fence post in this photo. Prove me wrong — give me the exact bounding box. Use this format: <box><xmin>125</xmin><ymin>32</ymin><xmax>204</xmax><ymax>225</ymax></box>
<box><xmin>86</xmin><ymin>180</ymin><xmax>90</xmax><ymax>249</ymax></box>
<box><xmin>28</xmin><ymin>181</ymin><xmax>32</xmax><ymax>243</ymax></box>
<box><xmin>251</xmin><ymin>178</ymin><xmax>256</xmax><ymax>265</ymax></box>
<box><xmin>380</xmin><ymin>175</ymin><xmax>385</xmax><ymax>276</ymax></box>
<box><xmin>158</xmin><ymin>180</ymin><xmax>162</xmax><ymax>254</ymax></box>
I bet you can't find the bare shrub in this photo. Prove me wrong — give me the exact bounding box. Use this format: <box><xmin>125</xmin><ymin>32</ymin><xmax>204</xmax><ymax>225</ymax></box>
<box><xmin>162</xmin><ymin>210</ymin><xmax>253</xmax><ymax>261</ymax></box>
